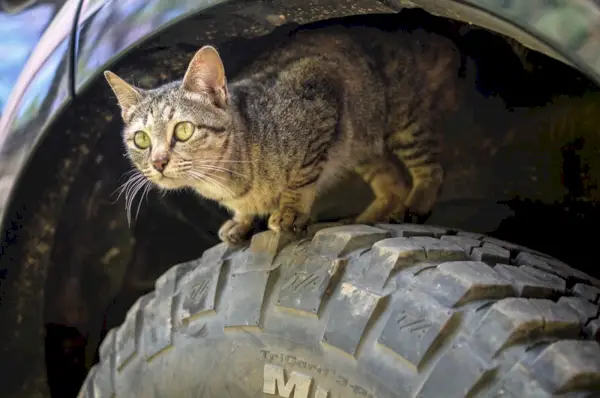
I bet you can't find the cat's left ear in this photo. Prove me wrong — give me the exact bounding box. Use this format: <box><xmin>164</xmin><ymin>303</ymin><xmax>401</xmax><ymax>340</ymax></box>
<box><xmin>181</xmin><ymin>46</ymin><xmax>229</xmax><ymax>108</ymax></box>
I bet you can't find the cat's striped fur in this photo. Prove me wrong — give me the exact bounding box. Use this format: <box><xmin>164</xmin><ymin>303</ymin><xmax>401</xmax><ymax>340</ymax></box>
<box><xmin>105</xmin><ymin>25</ymin><xmax>464</xmax><ymax>244</ymax></box>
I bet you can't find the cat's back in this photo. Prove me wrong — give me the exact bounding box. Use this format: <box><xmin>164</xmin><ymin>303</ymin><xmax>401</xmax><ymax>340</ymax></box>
<box><xmin>238</xmin><ymin>25</ymin><xmax>373</xmax><ymax>80</ymax></box>
<box><xmin>239</xmin><ymin>24</ymin><xmax>462</xmax><ymax>111</ymax></box>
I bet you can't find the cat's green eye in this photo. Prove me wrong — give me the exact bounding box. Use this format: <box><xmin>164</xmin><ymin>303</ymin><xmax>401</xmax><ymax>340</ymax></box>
<box><xmin>133</xmin><ymin>131</ymin><xmax>151</xmax><ymax>149</ymax></box>
<box><xmin>174</xmin><ymin>121</ymin><xmax>195</xmax><ymax>142</ymax></box>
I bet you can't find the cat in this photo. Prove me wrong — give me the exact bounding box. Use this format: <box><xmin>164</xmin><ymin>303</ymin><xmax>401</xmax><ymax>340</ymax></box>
<box><xmin>104</xmin><ymin>24</ymin><xmax>464</xmax><ymax>245</ymax></box>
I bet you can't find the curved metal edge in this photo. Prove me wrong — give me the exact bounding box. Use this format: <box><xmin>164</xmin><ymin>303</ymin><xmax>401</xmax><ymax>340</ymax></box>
<box><xmin>403</xmin><ymin>0</ymin><xmax>577</xmax><ymax>68</ymax></box>
<box><xmin>0</xmin><ymin>0</ymin><xmax>81</xmax><ymax>229</ymax></box>
<box><xmin>74</xmin><ymin>0</ymin><xmax>233</xmax><ymax>93</ymax></box>
<box><xmin>459</xmin><ymin>0</ymin><xmax>600</xmax><ymax>87</ymax></box>
<box><xmin>0</xmin><ymin>0</ymin><xmax>80</xmax><ymax>140</ymax></box>
<box><xmin>0</xmin><ymin>1</ymin><xmax>81</xmax><ymax>397</ymax></box>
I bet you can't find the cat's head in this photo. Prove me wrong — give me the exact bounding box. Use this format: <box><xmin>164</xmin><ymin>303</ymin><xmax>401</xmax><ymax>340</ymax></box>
<box><xmin>104</xmin><ymin>46</ymin><xmax>233</xmax><ymax>192</ymax></box>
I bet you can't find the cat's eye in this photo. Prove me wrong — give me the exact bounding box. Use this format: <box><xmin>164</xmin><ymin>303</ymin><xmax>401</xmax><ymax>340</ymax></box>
<box><xmin>133</xmin><ymin>131</ymin><xmax>151</xmax><ymax>149</ymax></box>
<box><xmin>174</xmin><ymin>121</ymin><xmax>195</xmax><ymax>142</ymax></box>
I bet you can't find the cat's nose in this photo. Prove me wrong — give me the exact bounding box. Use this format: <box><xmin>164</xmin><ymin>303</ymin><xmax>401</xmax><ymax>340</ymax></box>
<box><xmin>152</xmin><ymin>155</ymin><xmax>169</xmax><ymax>172</ymax></box>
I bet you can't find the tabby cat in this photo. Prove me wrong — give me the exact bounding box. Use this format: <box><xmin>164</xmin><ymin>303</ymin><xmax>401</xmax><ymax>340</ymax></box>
<box><xmin>105</xmin><ymin>25</ymin><xmax>463</xmax><ymax>244</ymax></box>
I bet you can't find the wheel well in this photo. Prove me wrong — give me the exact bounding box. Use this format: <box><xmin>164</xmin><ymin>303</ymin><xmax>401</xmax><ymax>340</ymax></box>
<box><xmin>2</xmin><ymin>5</ymin><xmax>600</xmax><ymax>398</ymax></box>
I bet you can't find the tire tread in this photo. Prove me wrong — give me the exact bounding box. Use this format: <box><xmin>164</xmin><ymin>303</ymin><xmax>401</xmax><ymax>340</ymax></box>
<box><xmin>78</xmin><ymin>223</ymin><xmax>600</xmax><ymax>398</ymax></box>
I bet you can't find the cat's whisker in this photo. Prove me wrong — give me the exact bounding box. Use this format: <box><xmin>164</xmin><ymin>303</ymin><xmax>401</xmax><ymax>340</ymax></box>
<box><xmin>188</xmin><ymin>171</ymin><xmax>231</xmax><ymax>195</ymax></box>
<box><xmin>195</xmin><ymin>159</ymin><xmax>255</xmax><ymax>164</ymax></box>
<box><xmin>125</xmin><ymin>177</ymin><xmax>143</xmax><ymax>203</ymax></box>
<box><xmin>121</xmin><ymin>169</ymin><xmax>139</xmax><ymax>178</ymax></box>
<box><xmin>112</xmin><ymin>172</ymin><xmax>145</xmax><ymax>204</ymax></box>
<box><xmin>195</xmin><ymin>164</ymin><xmax>245</xmax><ymax>178</ymax></box>
<box><xmin>118</xmin><ymin>171</ymin><xmax>144</xmax><ymax>188</ymax></box>
<box><xmin>187</xmin><ymin>170</ymin><xmax>235</xmax><ymax>197</ymax></box>
<box><xmin>134</xmin><ymin>181</ymin><xmax>153</xmax><ymax>221</ymax></box>
<box><xmin>125</xmin><ymin>177</ymin><xmax>150</xmax><ymax>226</ymax></box>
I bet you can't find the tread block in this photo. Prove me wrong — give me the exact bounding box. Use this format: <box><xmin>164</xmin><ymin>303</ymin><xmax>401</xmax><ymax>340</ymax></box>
<box><xmin>141</xmin><ymin>263</ymin><xmax>190</xmax><ymax>360</ymax></box>
<box><xmin>244</xmin><ymin>230</ymin><xmax>296</xmax><ymax>271</ymax></box>
<box><xmin>91</xmin><ymin>362</ymin><xmax>115</xmax><ymax>398</ymax></box>
<box><xmin>456</xmin><ymin>230</ymin><xmax>483</xmax><ymax>240</ymax></box>
<box><xmin>441</xmin><ymin>235</ymin><xmax>481</xmax><ymax>252</ymax></box>
<box><xmin>572</xmin><ymin>283</ymin><xmax>600</xmax><ymax>304</ymax></box>
<box><xmin>377</xmin><ymin>223</ymin><xmax>447</xmax><ymax>238</ymax></box>
<box><xmin>305</xmin><ymin>221</ymin><xmax>345</xmax><ymax>236</ymax></box>
<box><xmin>115</xmin><ymin>294</ymin><xmax>151</xmax><ymax>370</ymax></box>
<box><xmin>174</xmin><ymin>260</ymin><xmax>223</xmax><ymax>325</ymax></box>
<box><xmin>409</xmin><ymin>237</ymin><xmax>467</xmax><ymax>261</ymax></box>
<box><xmin>417</xmin><ymin>338</ymin><xmax>493</xmax><ymax>398</ymax></box>
<box><xmin>199</xmin><ymin>242</ymin><xmax>234</xmax><ymax>264</ymax></box>
<box><xmin>516</xmin><ymin>252</ymin><xmax>566</xmax><ymax>277</ymax></box>
<box><xmin>377</xmin><ymin>290</ymin><xmax>457</xmax><ymax>369</ymax></box>
<box><xmin>495</xmin><ymin>264</ymin><xmax>563</xmax><ymax>298</ymax></box>
<box><xmin>482</xmin><ymin>366</ymin><xmax>552</xmax><ymax>398</ymax></box>
<box><xmin>354</xmin><ymin>238</ymin><xmax>425</xmax><ymax>291</ymax></box>
<box><xmin>519</xmin><ymin>265</ymin><xmax>566</xmax><ymax>293</ymax></box>
<box><xmin>311</xmin><ymin>225</ymin><xmax>390</xmax><ymax>257</ymax></box>
<box><xmin>541</xmin><ymin>257</ymin><xmax>600</xmax><ymax>288</ymax></box>
<box><xmin>529</xmin><ymin>340</ymin><xmax>600</xmax><ymax>394</ymax></box>
<box><xmin>224</xmin><ymin>270</ymin><xmax>270</xmax><ymax>328</ymax></box>
<box><xmin>87</xmin><ymin>332</ymin><xmax>116</xmax><ymax>396</ymax></box>
<box><xmin>481</xmin><ymin>236</ymin><xmax>520</xmax><ymax>250</ymax></box>
<box><xmin>558</xmin><ymin>297</ymin><xmax>599</xmax><ymax>325</ymax></box>
<box><xmin>142</xmin><ymin>298</ymin><xmax>174</xmax><ymax>361</ymax></box>
<box><xmin>470</xmin><ymin>243</ymin><xmax>510</xmax><ymax>264</ymax></box>
<box><xmin>157</xmin><ymin>261</ymin><xmax>196</xmax><ymax>295</ymax></box>
<box><xmin>528</xmin><ymin>299</ymin><xmax>581</xmax><ymax>335</ymax></box>
<box><xmin>533</xmin><ymin>253</ymin><xmax>600</xmax><ymax>288</ymax></box>
<box><xmin>98</xmin><ymin>328</ymin><xmax>115</xmax><ymax>362</ymax></box>
<box><xmin>77</xmin><ymin>366</ymin><xmax>96</xmax><ymax>398</ymax></box>
<box><xmin>585</xmin><ymin>319</ymin><xmax>600</xmax><ymax>340</ymax></box>
<box><xmin>471</xmin><ymin>298</ymin><xmax>542</xmax><ymax>358</ymax></box>
<box><xmin>277</xmin><ymin>258</ymin><xmax>345</xmax><ymax>315</ymax></box>
<box><xmin>515</xmin><ymin>252</ymin><xmax>596</xmax><ymax>286</ymax></box>
<box><xmin>417</xmin><ymin>261</ymin><xmax>515</xmax><ymax>307</ymax></box>
<box><xmin>481</xmin><ymin>236</ymin><xmax>542</xmax><ymax>255</ymax></box>
<box><xmin>322</xmin><ymin>282</ymin><xmax>381</xmax><ymax>356</ymax></box>
<box><xmin>471</xmin><ymin>298</ymin><xmax>579</xmax><ymax>359</ymax></box>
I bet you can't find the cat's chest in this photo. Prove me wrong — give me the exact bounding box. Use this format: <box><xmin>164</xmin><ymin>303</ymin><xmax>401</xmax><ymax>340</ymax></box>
<box><xmin>221</xmin><ymin>183</ymin><xmax>280</xmax><ymax>216</ymax></box>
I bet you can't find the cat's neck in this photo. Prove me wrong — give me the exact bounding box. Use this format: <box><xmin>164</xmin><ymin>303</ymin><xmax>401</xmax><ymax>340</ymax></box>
<box><xmin>193</xmin><ymin>102</ymin><xmax>253</xmax><ymax>202</ymax></box>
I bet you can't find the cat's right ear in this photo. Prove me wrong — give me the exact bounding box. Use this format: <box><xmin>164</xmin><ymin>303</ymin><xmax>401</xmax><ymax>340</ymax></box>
<box><xmin>104</xmin><ymin>71</ymin><xmax>144</xmax><ymax>120</ymax></box>
<box><xmin>181</xmin><ymin>46</ymin><xmax>229</xmax><ymax>108</ymax></box>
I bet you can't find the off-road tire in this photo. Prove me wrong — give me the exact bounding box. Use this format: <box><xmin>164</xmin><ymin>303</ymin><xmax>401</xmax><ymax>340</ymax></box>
<box><xmin>78</xmin><ymin>223</ymin><xmax>600</xmax><ymax>397</ymax></box>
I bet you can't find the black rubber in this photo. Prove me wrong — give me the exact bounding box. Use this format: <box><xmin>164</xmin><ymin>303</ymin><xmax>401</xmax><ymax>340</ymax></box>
<box><xmin>78</xmin><ymin>223</ymin><xmax>600</xmax><ymax>397</ymax></box>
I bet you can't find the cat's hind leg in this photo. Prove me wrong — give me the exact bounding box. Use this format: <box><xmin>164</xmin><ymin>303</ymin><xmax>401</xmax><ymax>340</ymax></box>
<box><xmin>353</xmin><ymin>158</ymin><xmax>411</xmax><ymax>224</ymax></box>
<box><xmin>388</xmin><ymin>127</ymin><xmax>443</xmax><ymax>222</ymax></box>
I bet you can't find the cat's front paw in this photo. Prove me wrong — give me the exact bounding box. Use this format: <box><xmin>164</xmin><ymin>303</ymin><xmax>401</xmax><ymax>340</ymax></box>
<box><xmin>268</xmin><ymin>208</ymin><xmax>309</xmax><ymax>233</ymax></box>
<box><xmin>218</xmin><ymin>219</ymin><xmax>252</xmax><ymax>245</ymax></box>
<box><xmin>390</xmin><ymin>204</ymin><xmax>431</xmax><ymax>224</ymax></box>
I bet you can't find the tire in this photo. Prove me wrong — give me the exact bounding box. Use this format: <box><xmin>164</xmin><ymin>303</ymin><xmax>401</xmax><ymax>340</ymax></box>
<box><xmin>78</xmin><ymin>223</ymin><xmax>600</xmax><ymax>398</ymax></box>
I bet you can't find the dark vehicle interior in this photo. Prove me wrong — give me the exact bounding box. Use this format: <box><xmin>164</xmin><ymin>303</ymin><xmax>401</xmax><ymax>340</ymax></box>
<box><xmin>3</xmin><ymin>3</ymin><xmax>600</xmax><ymax>397</ymax></box>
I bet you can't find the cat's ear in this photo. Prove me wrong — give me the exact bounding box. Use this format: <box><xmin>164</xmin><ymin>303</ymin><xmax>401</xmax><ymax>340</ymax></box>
<box><xmin>181</xmin><ymin>46</ymin><xmax>229</xmax><ymax>108</ymax></box>
<box><xmin>104</xmin><ymin>71</ymin><xmax>144</xmax><ymax>119</ymax></box>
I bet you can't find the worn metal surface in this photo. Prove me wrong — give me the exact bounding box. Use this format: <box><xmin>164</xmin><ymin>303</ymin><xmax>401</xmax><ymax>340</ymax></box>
<box><xmin>74</xmin><ymin>0</ymin><xmax>398</xmax><ymax>92</ymax></box>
